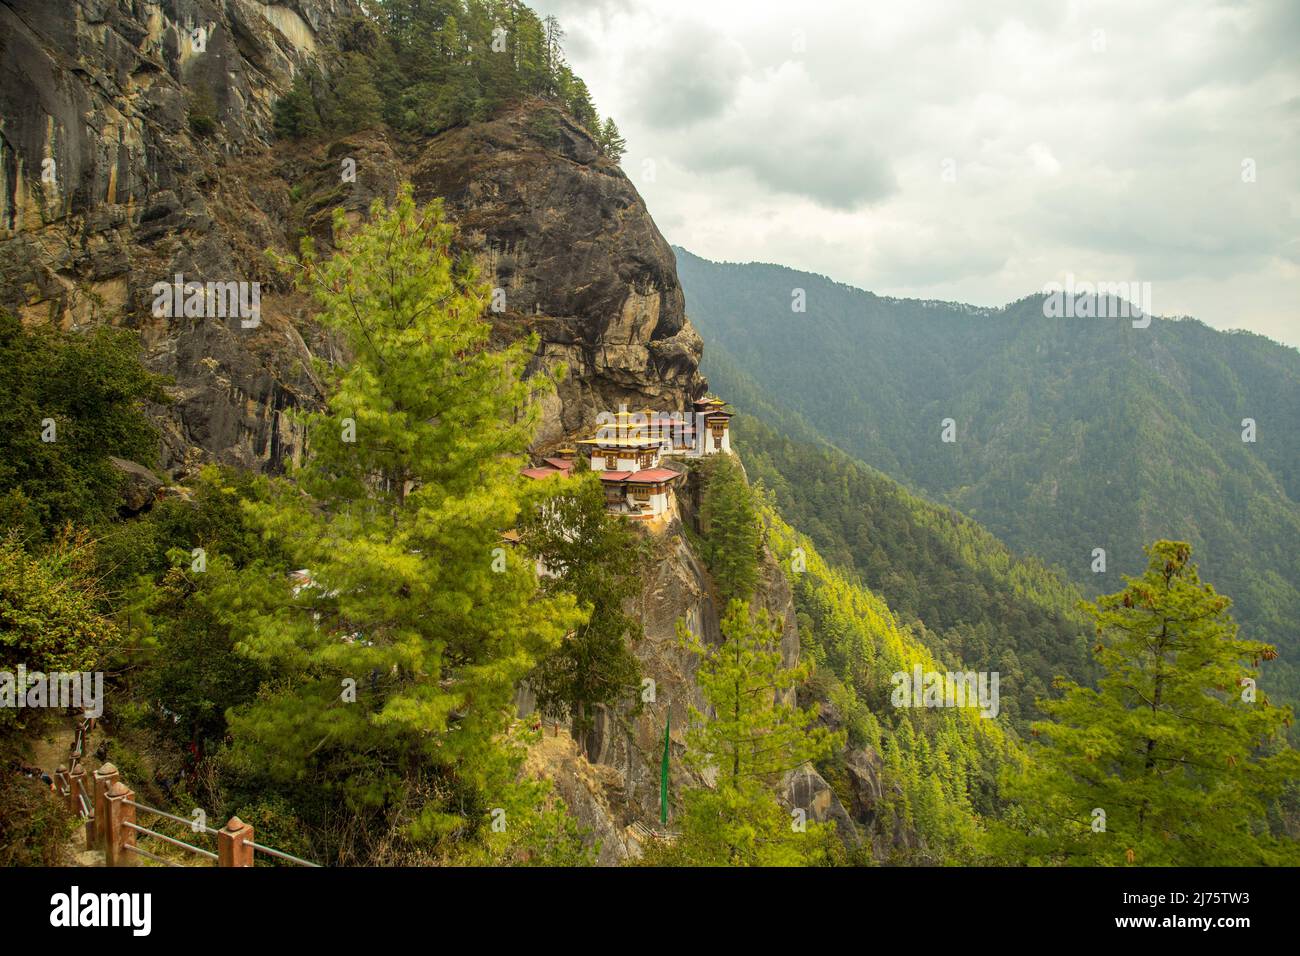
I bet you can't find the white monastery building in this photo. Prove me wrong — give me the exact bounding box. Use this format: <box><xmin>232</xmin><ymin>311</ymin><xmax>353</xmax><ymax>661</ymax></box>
<box><xmin>520</xmin><ymin>396</ymin><xmax>734</xmax><ymax>520</ymax></box>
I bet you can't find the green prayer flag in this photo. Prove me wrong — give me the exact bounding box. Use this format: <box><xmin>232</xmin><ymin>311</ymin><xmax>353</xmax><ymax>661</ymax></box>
<box><xmin>659</xmin><ymin>713</ymin><xmax>670</xmax><ymax>825</ymax></box>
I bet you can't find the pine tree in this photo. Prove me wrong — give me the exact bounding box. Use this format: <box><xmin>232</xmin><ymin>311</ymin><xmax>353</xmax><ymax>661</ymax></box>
<box><xmin>329</xmin><ymin>52</ymin><xmax>384</xmax><ymax>132</ymax></box>
<box><xmin>654</xmin><ymin>598</ymin><xmax>843</xmax><ymax>865</ymax></box>
<box><xmin>0</xmin><ymin>312</ymin><xmax>169</xmax><ymax>538</ymax></box>
<box><xmin>641</xmin><ymin>777</ymin><xmax>842</xmax><ymax>866</ymax></box>
<box><xmin>518</xmin><ymin>474</ymin><xmax>644</xmax><ymax>739</ymax></box>
<box><xmin>682</xmin><ymin>599</ymin><xmax>841</xmax><ymax>785</ymax></box>
<box><xmin>701</xmin><ymin>453</ymin><xmax>761</xmax><ymax>603</ymax></box>
<box><xmin>273</xmin><ymin>72</ymin><xmax>322</xmax><ymax>139</ymax></box>
<box><xmin>213</xmin><ymin>185</ymin><xmax>584</xmax><ymax>858</ymax></box>
<box><xmin>998</xmin><ymin>540</ymin><xmax>1300</xmax><ymax>865</ymax></box>
<box><xmin>597</xmin><ymin>117</ymin><xmax>626</xmax><ymax>163</ymax></box>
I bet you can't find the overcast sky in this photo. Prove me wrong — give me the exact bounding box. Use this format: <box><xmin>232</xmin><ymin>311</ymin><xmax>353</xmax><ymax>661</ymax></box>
<box><xmin>531</xmin><ymin>0</ymin><xmax>1300</xmax><ymax>348</ymax></box>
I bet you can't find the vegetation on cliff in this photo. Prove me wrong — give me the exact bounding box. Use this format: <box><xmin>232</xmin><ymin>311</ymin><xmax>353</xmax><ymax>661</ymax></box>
<box><xmin>274</xmin><ymin>0</ymin><xmax>627</xmax><ymax>160</ymax></box>
<box><xmin>518</xmin><ymin>474</ymin><xmax>646</xmax><ymax>737</ymax></box>
<box><xmin>0</xmin><ymin>313</ymin><xmax>170</xmax><ymax>539</ymax></box>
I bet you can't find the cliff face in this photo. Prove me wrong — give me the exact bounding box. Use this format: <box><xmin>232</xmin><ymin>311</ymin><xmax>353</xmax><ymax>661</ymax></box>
<box><xmin>518</xmin><ymin>494</ymin><xmax>859</xmax><ymax>864</ymax></box>
<box><xmin>411</xmin><ymin>106</ymin><xmax>706</xmax><ymax>444</ymax></box>
<box><xmin>1</xmin><ymin>0</ymin><xmax>849</xmax><ymax>864</ymax></box>
<box><xmin>0</xmin><ymin>0</ymin><xmax>704</xmax><ymax>476</ymax></box>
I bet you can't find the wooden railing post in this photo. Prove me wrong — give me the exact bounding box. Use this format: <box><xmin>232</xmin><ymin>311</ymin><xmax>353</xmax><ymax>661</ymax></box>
<box><xmin>91</xmin><ymin>762</ymin><xmax>118</xmax><ymax>849</ymax></box>
<box><xmin>67</xmin><ymin>766</ymin><xmax>91</xmax><ymax>846</ymax></box>
<box><xmin>56</xmin><ymin>765</ymin><xmax>71</xmax><ymax>812</ymax></box>
<box><xmin>102</xmin><ymin>781</ymin><xmax>136</xmax><ymax>866</ymax></box>
<box><xmin>218</xmin><ymin>816</ymin><xmax>254</xmax><ymax>868</ymax></box>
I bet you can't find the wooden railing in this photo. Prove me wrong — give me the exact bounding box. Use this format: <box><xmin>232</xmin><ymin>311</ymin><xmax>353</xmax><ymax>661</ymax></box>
<box><xmin>51</xmin><ymin>716</ymin><xmax>318</xmax><ymax>868</ymax></box>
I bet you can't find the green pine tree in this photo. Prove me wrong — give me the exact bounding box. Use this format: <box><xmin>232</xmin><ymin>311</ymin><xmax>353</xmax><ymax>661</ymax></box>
<box><xmin>328</xmin><ymin>52</ymin><xmax>384</xmax><ymax>132</ymax></box>
<box><xmin>273</xmin><ymin>72</ymin><xmax>322</xmax><ymax>139</ymax></box>
<box><xmin>597</xmin><ymin>117</ymin><xmax>626</xmax><ymax>163</ymax></box>
<box><xmin>682</xmin><ymin>599</ymin><xmax>841</xmax><ymax>786</ymax></box>
<box><xmin>213</xmin><ymin>185</ymin><xmax>584</xmax><ymax>860</ymax></box>
<box><xmin>996</xmin><ymin>540</ymin><xmax>1300</xmax><ymax>865</ymax></box>
<box><xmin>518</xmin><ymin>474</ymin><xmax>644</xmax><ymax>740</ymax></box>
<box><xmin>653</xmin><ymin>599</ymin><xmax>843</xmax><ymax>864</ymax></box>
<box><xmin>700</xmin><ymin>453</ymin><xmax>761</xmax><ymax>603</ymax></box>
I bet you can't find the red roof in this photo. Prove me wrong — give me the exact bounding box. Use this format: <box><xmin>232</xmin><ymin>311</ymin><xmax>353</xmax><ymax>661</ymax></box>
<box><xmin>626</xmin><ymin>468</ymin><xmax>681</xmax><ymax>483</ymax></box>
<box><xmin>542</xmin><ymin>457</ymin><xmax>576</xmax><ymax>472</ymax></box>
<box><xmin>598</xmin><ymin>470</ymin><xmax>633</xmax><ymax>482</ymax></box>
<box><xmin>521</xmin><ymin>466</ymin><xmax>564</xmax><ymax>480</ymax></box>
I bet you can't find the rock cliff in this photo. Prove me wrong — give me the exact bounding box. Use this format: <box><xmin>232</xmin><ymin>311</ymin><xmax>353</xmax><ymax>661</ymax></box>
<box><xmin>1</xmin><ymin>0</ymin><xmax>857</xmax><ymax>865</ymax></box>
<box><xmin>0</xmin><ymin>0</ymin><xmax>704</xmax><ymax>476</ymax></box>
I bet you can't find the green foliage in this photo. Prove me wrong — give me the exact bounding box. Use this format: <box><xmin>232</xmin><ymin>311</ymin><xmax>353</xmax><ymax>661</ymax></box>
<box><xmin>134</xmin><ymin>562</ymin><xmax>270</xmax><ymax>752</ymax></box>
<box><xmin>996</xmin><ymin>541</ymin><xmax>1300</xmax><ymax>865</ymax></box>
<box><xmin>0</xmin><ymin>312</ymin><xmax>168</xmax><ymax>538</ymax></box>
<box><xmin>518</xmin><ymin>474</ymin><xmax>644</xmax><ymax>736</ymax></box>
<box><xmin>0</xmin><ymin>529</ymin><xmax>117</xmax><ymax>676</ymax></box>
<box><xmin>0</xmin><ymin>529</ymin><xmax>119</xmax><ymax>742</ymax></box>
<box><xmin>681</xmin><ymin>599</ymin><xmax>841</xmax><ymax>786</ymax></box>
<box><xmin>595</xmin><ymin>117</ymin><xmax>626</xmax><ymax>163</ymax></box>
<box><xmin>273</xmin><ymin>72</ymin><xmax>322</xmax><ymax>139</ymax></box>
<box><xmin>662</xmin><ymin>599</ymin><xmax>843</xmax><ymax>865</ymax></box>
<box><xmin>642</xmin><ymin>778</ymin><xmax>843</xmax><ymax>866</ymax></box>
<box><xmin>763</xmin><ymin>502</ymin><xmax>1022</xmax><ymax>863</ymax></box>
<box><xmin>699</xmin><ymin>453</ymin><xmax>761</xmax><ymax>604</ymax></box>
<box><xmin>272</xmin><ymin>1</ymin><xmax>622</xmax><ymax>148</ymax></box>
<box><xmin>680</xmin><ymin>248</ymin><xmax>1300</xmax><ymax>716</ymax></box>
<box><xmin>733</xmin><ymin>411</ymin><xmax>1095</xmax><ymax>729</ymax></box>
<box><xmin>205</xmin><ymin>185</ymin><xmax>583</xmax><ymax>862</ymax></box>
<box><xmin>327</xmin><ymin>53</ymin><xmax>384</xmax><ymax>132</ymax></box>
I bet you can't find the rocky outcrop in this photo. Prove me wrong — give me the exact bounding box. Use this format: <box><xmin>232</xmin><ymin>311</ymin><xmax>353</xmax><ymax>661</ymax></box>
<box><xmin>0</xmin><ymin>1</ymin><xmax>705</xmax><ymax>476</ymax></box>
<box><xmin>108</xmin><ymin>456</ymin><xmax>162</xmax><ymax>513</ymax></box>
<box><xmin>785</xmin><ymin>764</ymin><xmax>859</xmax><ymax>847</ymax></box>
<box><xmin>518</xmin><ymin>511</ymin><xmax>851</xmax><ymax>864</ymax></box>
<box><xmin>523</xmin><ymin>733</ymin><xmax>637</xmax><ymax>867</ymax></box>
<box><xmin>410</xmin><ymin>105</ymin><xmax>705</xmax><ymax>442</ymax></box>
<box><xmin>0</xmin><ymin>0</ymin><xmax>359</xmax><ymax>476</ymax></box>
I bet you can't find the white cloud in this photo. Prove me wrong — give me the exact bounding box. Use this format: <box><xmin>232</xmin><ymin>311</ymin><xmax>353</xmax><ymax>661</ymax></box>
<box><xmin>531</xmin><ymin>0</ymin><xmax>1300</xmax><ymax>347</ymax></box>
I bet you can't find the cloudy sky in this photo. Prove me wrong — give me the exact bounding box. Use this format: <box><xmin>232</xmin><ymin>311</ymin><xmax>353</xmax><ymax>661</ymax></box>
<box><xmin>531</xmin><ymin>0</ymin><xmax>1300</xmax><ymax>347</ymax></box>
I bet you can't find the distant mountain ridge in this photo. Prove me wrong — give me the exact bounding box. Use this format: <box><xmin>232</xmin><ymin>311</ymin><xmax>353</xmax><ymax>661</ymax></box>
<box><xmin>676</xmin><ymin>246</ymin><xmax>1300</xmax><ymax>707</ymax></box>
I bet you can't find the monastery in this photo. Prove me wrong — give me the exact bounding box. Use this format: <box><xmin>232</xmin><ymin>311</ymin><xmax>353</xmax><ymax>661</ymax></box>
<box><xmin>520</xmin><ymin>396</ymin><xmax>734</xmax><ymax>521</ymax></box>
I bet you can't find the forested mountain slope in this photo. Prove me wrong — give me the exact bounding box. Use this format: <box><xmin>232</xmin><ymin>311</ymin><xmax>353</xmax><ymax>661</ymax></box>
<box><xmin>739</xmin><ymin>411</ymin><xmax>1095</xmax><ymax>727</ymax></box>
<box><xmin>678</xmin><ymin>247</ymin><xmax>1300</xmax><ymax>706</ymax></box>
<box><xmin>762</xmin><ymin>500</ymin><xmax>1024</xmax><ymax>863</ymax></box>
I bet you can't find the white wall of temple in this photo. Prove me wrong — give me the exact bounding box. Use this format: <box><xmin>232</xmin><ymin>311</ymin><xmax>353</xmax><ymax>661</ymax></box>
<box><xmin>620</xmin><ymin>486</ymin><xmax>672</xmax><ymax>516</ymax></box>
<box><xmin>591</xmin><ymin>449</ymin><xmax>660</xmax><ymax>471</ymax></box>
<box><xmin>703</xmin><ymin>427</ymin><xmax>731</xmax><ymax>455</ymax></box>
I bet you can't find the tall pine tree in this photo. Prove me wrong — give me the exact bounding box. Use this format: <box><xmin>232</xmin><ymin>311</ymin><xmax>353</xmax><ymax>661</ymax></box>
<box><xmin>997</xmin><ymin>540</ymin><xmax>1300</xmax><ymax>865</ymax></box>
<box><xmin>214</xmin><ymin>185</ymin><xmax>584</xmax><ymax>860</ymax></box>
<box><xmin>647</xmin><ymin>599</ymin><xmax>843</xmax><ymax>865</ymax></box>
<box><xmin>518</xmin><ymin>474</ymin><xmax>644</xmax><ymax>741</ymax></box>
<box><xmin>700</xmin><ymin>452</ymin><xmax>761</xmax><ymax>604</ymax></box>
